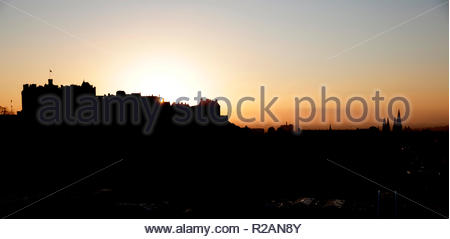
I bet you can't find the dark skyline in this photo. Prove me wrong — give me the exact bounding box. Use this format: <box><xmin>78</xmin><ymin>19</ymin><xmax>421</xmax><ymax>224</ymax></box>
<box><xmin>2</xmin><ymin>78</ymin><xmax>447</xmax><ymax>132</ymax></box>
<box><xmin>0</xmin><ymin>77</ymin><xmax>448</xmax><ymax>219</ymax></box>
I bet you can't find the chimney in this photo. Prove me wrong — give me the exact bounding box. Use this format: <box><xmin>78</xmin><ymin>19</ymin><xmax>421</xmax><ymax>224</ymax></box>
<box><xmin>48</xmin><ymin>79</ymin><xmax>53</xmax><ymax>86</ymax></box>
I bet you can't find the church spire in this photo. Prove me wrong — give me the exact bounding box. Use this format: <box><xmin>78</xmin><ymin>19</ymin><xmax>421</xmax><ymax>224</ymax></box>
<box><xmin>393</xmin><ymin>110</ymin><xmax>402</xmax><ymax>133</ymax></box>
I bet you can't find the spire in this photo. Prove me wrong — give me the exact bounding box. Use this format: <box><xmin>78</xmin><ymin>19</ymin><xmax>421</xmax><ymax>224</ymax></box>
<box><xmin>393</xmin><ymin>110</ymin><xmax>403</xmax><ymax>133</ymax></box>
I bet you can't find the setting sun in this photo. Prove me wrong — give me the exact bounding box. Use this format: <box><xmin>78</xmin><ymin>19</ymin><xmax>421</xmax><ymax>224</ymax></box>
<box><xmin>115</xmin><ymin>56</ymin><xmax>204</xmax><ymax>103</ymax></box>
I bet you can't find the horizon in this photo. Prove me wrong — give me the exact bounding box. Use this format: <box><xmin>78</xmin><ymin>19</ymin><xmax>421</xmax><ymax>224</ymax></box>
<box><xmin>6</xmin><ymin>77</ymin><xmax>449</xmax><ymax>131</ymax></box>
<box><xmin>1</xmin><ymin>0</ymin><xmax>448</xmax><ymax>129</ymax></box>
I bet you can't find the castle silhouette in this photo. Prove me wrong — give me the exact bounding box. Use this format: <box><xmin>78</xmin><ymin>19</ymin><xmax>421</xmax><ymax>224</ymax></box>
<box><xmin>20</xmin><ymin>79</ymin><xmax>228</xmax><ymax>129</ymax></box>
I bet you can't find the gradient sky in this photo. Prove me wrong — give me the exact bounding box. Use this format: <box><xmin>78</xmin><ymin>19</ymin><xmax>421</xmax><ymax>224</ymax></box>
<box><xmin>0</xmin><ymin>0</ymin><xmax>448</xmax><ymax>129</ymax></box>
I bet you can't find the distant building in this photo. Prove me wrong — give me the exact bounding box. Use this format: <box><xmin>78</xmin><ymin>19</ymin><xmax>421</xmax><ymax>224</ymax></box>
<box><xmin>20</xmin><ymin>78</ymin><xmax>229</xmax><ymax>127</ymax></box>
<box><xmin>382</xmin><ymin>118</ymin><xmax>390</xmax><ymax>133</ymax></box>
<box><xmin>277</xmin><ymin>122</ymin><xmax>294</xmax><ymax>134</ymax></box>
<box><xmin>191</xmin><ymin>99</ymin><xmax>228</xmax><ymax>123</ymax></box>
<box><xmin>381</xmin><ymin>110</ymin><xmax>403</xmax><ymax>134</ymax></box>
<box><xmin>21</xmin><ymin>79</ymin><xmax>96</xmax><ymax>121</ymax></box>
<box><xmin>267</xmin><ymin>127</ymin><xmax>276</xmax><ymax>136</ymax></box>
<box><xmin>368</xmin><ymin>126</ymin><xmax>379</xmax><ymax>132</ymax></box>
<box><xmin>393</xmin><ymin>110</ymin><xmax>402</xmax><ymax>133</ymax></box>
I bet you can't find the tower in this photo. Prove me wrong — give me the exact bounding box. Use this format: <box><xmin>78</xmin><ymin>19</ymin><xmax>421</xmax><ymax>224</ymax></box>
<box><xmin>382</xmin><ymin>118</ymin><xmax>390</xmax><ymax>133</ymax></box>
<box><xmin>393</xmin><ymin>110</ymin><xmax>402</xmax><ymax>133</ymax></box>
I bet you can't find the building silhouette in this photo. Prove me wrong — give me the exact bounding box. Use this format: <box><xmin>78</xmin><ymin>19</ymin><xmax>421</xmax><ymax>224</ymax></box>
<box><xmin>21</xmin><ymin>79</ymin><xmax>96</xmax><ymax>121</ymax></box>
<box><xmin>19</xmin><ymin>79</ymin><xmax>226</xmax><ymax>127</ymax></box>
<box><xmin>393</xmin><ymin>110</ymin><xmax>402</xmax><ymax>133</ymax></box>
<box><xmin>382</xmin><ymin>118</ymin><xmax>390</xmax><ymax>133</ymax></box>
<box><xmin>381</xmin><ymin>111</ymin><xmax>403</xmax><ymax>134</ymax></box>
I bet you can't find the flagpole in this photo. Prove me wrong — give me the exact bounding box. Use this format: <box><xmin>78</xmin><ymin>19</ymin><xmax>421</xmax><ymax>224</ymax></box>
<box><xmin>49</xmin><ymin>69</ymin><xmax>53</xmax><ymax>79</ymax></box>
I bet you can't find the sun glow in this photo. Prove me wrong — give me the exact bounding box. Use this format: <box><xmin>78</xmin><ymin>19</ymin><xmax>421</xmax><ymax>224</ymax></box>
<box><xmin>117</xmin><ymin>56</ymin><xmax>204</xmax><ymax>103</ymax></box>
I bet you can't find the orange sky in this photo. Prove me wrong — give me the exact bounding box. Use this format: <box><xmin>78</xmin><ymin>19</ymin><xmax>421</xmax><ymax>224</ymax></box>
<box><xmin>0</xmin><ymin>0</ymin><xmax>448</xmax><ymax>129</ymax></box>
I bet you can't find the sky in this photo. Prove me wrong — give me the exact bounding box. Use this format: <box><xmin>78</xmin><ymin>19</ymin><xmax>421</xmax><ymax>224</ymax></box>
<box><xmin>0</xmin><ymin>0</ymin><xmax>448</xmax><ymax>129</ymax></box>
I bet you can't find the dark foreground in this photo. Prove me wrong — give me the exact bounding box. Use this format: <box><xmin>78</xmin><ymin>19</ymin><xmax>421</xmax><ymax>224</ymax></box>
<box><xmin>0</xmin><ymin>116</ymin><xmax>448</xmax><ymax>218</ymax></box>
